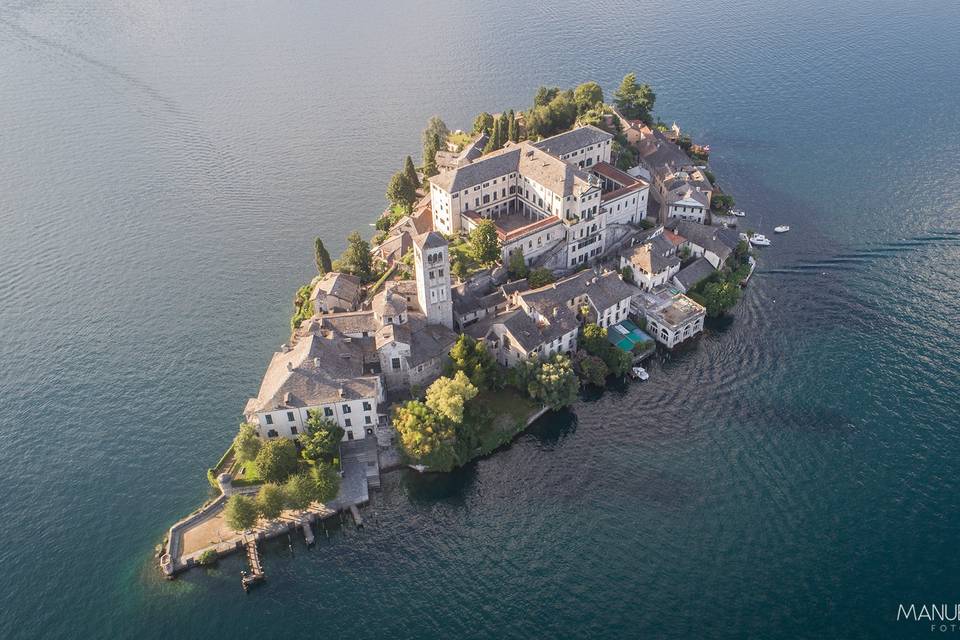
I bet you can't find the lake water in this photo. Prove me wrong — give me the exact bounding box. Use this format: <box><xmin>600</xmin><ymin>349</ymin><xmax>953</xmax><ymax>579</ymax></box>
<box><xmin>1</xmin><ymin>0</ymin><xmax>959</xmax><ymax>638</ymax></box>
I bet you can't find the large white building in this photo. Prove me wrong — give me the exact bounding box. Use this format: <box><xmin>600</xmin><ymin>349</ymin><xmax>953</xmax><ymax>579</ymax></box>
<box><xmin>245</xmin><ymin>233</ymin><xmax>458</xmax><ymax>442</ymax></box>
<box><xmin>428</xmin><ymin>125</ymin><xmax>648</xmax><ymax>271</ymax></box>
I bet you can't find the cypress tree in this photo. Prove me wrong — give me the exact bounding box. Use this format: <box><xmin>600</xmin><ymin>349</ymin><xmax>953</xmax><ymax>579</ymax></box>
<box><xmin>314</xmin><ymin>237</ymin><xmax>332</xmax><ymax>275</ymax></box>
<box><xmin>403</xmin><ymin>155</ymin><xmax>419</xmax><ymax>189</ymax></box>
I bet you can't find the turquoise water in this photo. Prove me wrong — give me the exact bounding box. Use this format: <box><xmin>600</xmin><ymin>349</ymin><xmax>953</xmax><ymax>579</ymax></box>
<box><xmin>1</xmin><ymin>0</ymin><xmax>958</xmax><ymax>637</ymax></box>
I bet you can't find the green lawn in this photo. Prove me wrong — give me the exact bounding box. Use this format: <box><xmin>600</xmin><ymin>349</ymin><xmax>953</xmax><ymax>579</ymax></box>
<box><xmin>447</xmin><ymin>131</ymin><xmax>473</xmax><ymax>150</ymax></box>
<box><xmin>471</xmin><ymin>388</ymin><xmax>542</xmax><ymax>455</ymax></box>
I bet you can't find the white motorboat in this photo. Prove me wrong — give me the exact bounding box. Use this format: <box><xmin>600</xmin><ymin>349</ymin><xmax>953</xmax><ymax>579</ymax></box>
<box><xmin>774</xmin><ymin>225</ymin><xmax>790</xmax><ymax>233</ymax></box>
<box><xmin>749</xmin><ymin>233</ymin><xmax>771</xmax><ymax>247</ymax></box>
<box><xmin>730</xmin><ymin>209</ymin><xmax>746</xmax><ymax>217</ymax></box>
<box><xmin>631</xmin><ymin>366</ymin><xmax>649</xmax><ymax>381</ymax></box>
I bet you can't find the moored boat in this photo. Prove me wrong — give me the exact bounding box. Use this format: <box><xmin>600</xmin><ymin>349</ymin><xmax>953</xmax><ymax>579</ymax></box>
<box><xmin>774</xmin><ymin>225</ymin><xmax>790</xmax><ymax>233</ymax></box>
<box><xmin>631</xmin><ymin>366</ymin><xmax>649</xmax><ymax>381</ymax></box>
<box><xmin>749</xmin><ymin>233</ymin><xmax>771</xmax><ymax>247</ymax></box>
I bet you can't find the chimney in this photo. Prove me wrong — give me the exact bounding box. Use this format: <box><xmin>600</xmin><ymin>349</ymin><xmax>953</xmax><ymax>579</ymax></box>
<box><xmin>280</xmin><ymin>343</ymin><xmax>289</xmax><ymax>352</ymax></box>
<box><xmin>314</xmin><ymin>357</ymin><xmax>320</xmax><ymax>367</ymax></box>
<box><xmin>286</xmin><ymin>361</ymin><xmax>293</xmax><ymax>371</ymax></box>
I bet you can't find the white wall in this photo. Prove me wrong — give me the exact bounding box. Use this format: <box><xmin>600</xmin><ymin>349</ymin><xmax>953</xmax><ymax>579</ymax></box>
<box><xmin>255</xmin><ymin>394</ymin><xmax>379</xmax><ymax>442</ymax></box>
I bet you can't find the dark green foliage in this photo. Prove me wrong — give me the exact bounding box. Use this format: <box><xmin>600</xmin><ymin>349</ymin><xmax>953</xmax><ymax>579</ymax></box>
<box><xmin>311</xmin><ymin>462</ymin><xmax>340</xmax><ymax>503</ymax></box>
<box><xmin>224</xmin><ymin>494</ymin><xmax>259</xmax><ymax>531</ymax></box>
<box><xmin>283</xmin><ymin>474</ymin><xmax>316</xmax><ymax>510</ymax></box>
<box><xmin>508</xmin><ymin>248</ymin><xmax>528</xmax><ymax>280</ymax></box>
<box><xmin>197</xmin><ymin>549</ymin><xmax>218</xmax><ymax>566</ymax></box>
<box><xmin>711</xmin><ymin>194</ymin><xmax>735</xmax><ymax>211</ymax></box>
<box><xmin>575</xmin><ymin>353</ymin><xmax>608</xmax><ymax>387</ymax></box>
<box><xmin>254</xmin><ymin>439</ymin><xmax>300</xmax><ymax>484</ymax></box>
<box><xmin>534</xmin><ymin>86</ymin><xmax>560</xmax><ymax>107</ymax></box>
<box><xmin>300</xmin><ymin>410</ymin><xmax>344</xmax><ymax>461</ymax></box>
<box><xmin>689</xmin><ymin>279</ymin><xmax>740</xmax><ymax>317</ymax></box>
<box><xmin>386</xmin><ymin>171</ymin><xmax>417</xmax><ymax>213</ymax></box>
<box><xmin>338</xmin><ymin>231</ymin><xmax>374</xmax><ymax>282</ymax></box>
<box><xmin>620</xmin><ymin>265</ymin><xmax>635</xmax><ymax>284</ymax></box>
<box><xmin>448</xmin><ymin>334</ymin><xmax>497</xmax><ymax>391</ymax></box>
<box><xmin>256</xmin><ymin>483</ymin><xmax>286</xmax><ymax>519</ymax></box>
<box><xmin>403</xmin><ymin>155</ymin><xmax>420</xmax><ymax>189</ymax></box>
<box><xmin>526</xmin><ymin>354</ymin><xmax>579</xmax><ymax>410</ymax></box>
<box><xmin>469</xmin><ymin>219</ymin><xmax>500</xmax><ymax>263</ymax></box>
<box><xmin>314</xmin><ymin>237</ymin><xmax>332</xmax><ymax>275</ymax></box>
<box><xmin>580</xmin><ymin>323</ymin><xmax>631</xmax><ymax>378</ymax></box>
<box><xmin>613</xmin><ymin>73</ymin><xmax>656</xmax><ymax>122</ymax></box>
<box><xmin>507</xmin><ymin>110</ymin><xmax>518</xmax><ymax>142</ymax></box>
<box><xmin>573</xmin><ymin>81</ymin><xmax>604</xmax><ymax>114</ymax></box>
<box><xmin>473</xmin><ymin>112</ymin><xmax>494</xmax><ymax>135</ymax></box>
<box><xmin>527</xmin><ymin>267</ymin><xmax>555</xmax><ymax>289</ymax></box>
<box><xmin>233</xmin><ymin>422</ymin><xmax>261</xmax><ymax>463</ymax></box>
<box><xmin>393</xmin><ymin>400</ymin><xmax>457</xmax><ymax>470</ymax></box>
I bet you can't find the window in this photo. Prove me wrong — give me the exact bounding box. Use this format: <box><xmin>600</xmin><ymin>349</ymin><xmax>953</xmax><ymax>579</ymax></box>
<box><xmin>345</xmin><ymin>419</ymin><xmax>352</xmax><ymax>427</ymax></box>
<box><xmin>483</xmin><ymin>195</ymin><xmax>490</xmax><ymax>204</ymax></box>
<box><xmin>365</xmin><ymin>415</ymin><xmax>372</xmax><ymax>425</ymax></box>
<box><xmin>324</xmin><ymin>407</ymin><xmax>333</xmax><ymax>417</ymax></box>
<box><xmin>392</xmin><ymin>357</ymin><xmax>401</xmax><ymax>370</ymax></box>
<box><xmin>342</xmin><ymin>404</ymin><xmax>351</xmax><ymax>413</ymax></box>
<box><xmin>363</xmin><ymin>401</ymin><xmax>371</xmax><ymax>411</ymax></box>
<box><xmin>367</xmin><ymin>428</ymin><xmax>374</xmax><ymax>435</ymax></box>
<box><xmin>267</xmin><ymin>429</ymin><xmax>278</xmax><ymax>438</ymax></box>
<box><xmin>287</xmin><ymin>411</ymin><xmax>295</xmax><ymax>422</ymax></box>
<box><xmin>438</xmin><ymin>268</ymin><xmax>444</xmax><ymax>277</ymax></box>
<box><xmin>265</xmin><ymin>415</ymin><xmax>273</xmax><ymax>425</ymax></box>
<box><xmin>291</xmin><ymin>426</ymin><xmax>298</xmax><ymax>435</ymax></box>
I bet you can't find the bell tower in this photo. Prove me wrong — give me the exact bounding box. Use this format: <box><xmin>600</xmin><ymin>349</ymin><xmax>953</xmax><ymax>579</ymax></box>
<box><xmin>414</xmin><ymin>232</ymin><xmax>453</xmax><ymax>329</ymax></box>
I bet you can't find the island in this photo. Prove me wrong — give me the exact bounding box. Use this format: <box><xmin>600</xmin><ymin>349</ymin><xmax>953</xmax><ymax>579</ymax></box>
<box><xmin>157</xmin><ymin>73</ymin><xmax>755</xmax><ymax>586</ymax></box>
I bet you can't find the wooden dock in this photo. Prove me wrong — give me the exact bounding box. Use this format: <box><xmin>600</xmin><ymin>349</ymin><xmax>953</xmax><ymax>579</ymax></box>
<box><xmin>241</xmin><ymin>537</ymin><xmax>265</xmax><ymax>592</ymax></box>
<box><xmin>301</xmin><ymin>521</ymin><xmax>315</xmax><ymax>546</ymax></box>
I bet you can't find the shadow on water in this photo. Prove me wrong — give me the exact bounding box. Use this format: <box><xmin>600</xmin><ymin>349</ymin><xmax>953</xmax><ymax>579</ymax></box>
<box><xmin>400</xmin><ymin>465</ymin><xmax>479</xmax><ymax>505</ymax></box>
<box><xmin>525</xmin><ymin>408</ymin><xmax>578</xmax><ymax>447</ymax></box>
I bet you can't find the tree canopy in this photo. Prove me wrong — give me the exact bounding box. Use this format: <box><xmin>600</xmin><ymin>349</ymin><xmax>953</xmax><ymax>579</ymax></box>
<box><xmin>233</xmin><ymin>422</ymin><xmax>261</xmax><ymax>463</ymax></box>
<box><xmin>311</xmin><ymin>462</ymin><xmax>341</xmax><ymax>503</ymax></box>
<box><xmin>691</xmin><ymin>280</ymin><xmax>740</xmax><ymax>317</ymax></box>
<box><xmin>473</xmin><ymin>112</ymin><xmax>494</xmax><ymax>135</ymax></box>
<box><xmin>338</xmin><ymin>231</ymin><xmax>374</xmax><ymax>282</ymax></box>
<box><xmin>448</xmin><ymin>334</ymin><xmax>497</xmax><ymax>390</ymax></box>
<box><xmin>508</xmin><ymin>248</ymin><xmax>528</xmax><ymax>280</ymax></box>
<box><xmin>425</xmin><ymin>371</ymin><xmax>479</xmax><ymax>424</ymax></box>
<box><xmin>256</xmin><ymin>483</ymin><xmax>286</xmax><ymax>520</ymax></box>
<box><xmin>527</xmin><ymin>267</ymin><xmax>555</xmax><ymax>289</ymax></box>
<box><xmin>224</xmin><ymin>494</ymin><xmax>259</xmax><ymax>531</ymax></box>
<box><xmin>613</xmin><ymin>73</ymin><xmax>656</xmax><ymax>122</ymax></box>
<box><xmin>386</xmin><ymin>171</ymin><xmax>417</xmax><ymax>214</ymax></box>
<box><xmin>422</xmin><ymin>116</ymin><xmax>448</xmax><ymax>178</ymax></box>
<box><xmin>254</xmin><ymin>438</ymin><xmax>300</xmax><ymax>484</ymax></box>
<box><xmin>469</xmin><ymin>219</ymin><xmax>500</xmax><ymax>263</ymax></box>
<box><xmin>393</xmin><ymin>400</ymin><xmax>457</xmax><ymax>469</ymax></box>
<box><xmin>283</xmin><ymin>474</ymin><xmax>316</xmax><ymax>510</ymax></box>
<box><xmin>527</xmin><ymin>354</ymin><xmax>579</xmax><ymax>410</ymax></box>
<box><xmin>573</xmin><ymin>82</ymin><xmax>604</xmax><ymax>115</ymax></box>
<box><xmin>314</xmin><ymin>237</ymin><xmax>332</xmax><ymax>275</ymax></box>
<box><xmin>403</xmin><ymin>155</ymin><xmax>420</xmax><ymax>190</ymax></box>
<box><xmin>534</xmin><ymin>86</ymin><xmax>560</xmax><ymax>107</ymax></box>
<box><xmin>300</xmin><ymin>410</ymin><xmax>344</xmax><ymax>461</ymax></box>
<box><xmin>575</xmin><ymin>353</ymin><xmax>608</xmax><ymax>387</ymax></box>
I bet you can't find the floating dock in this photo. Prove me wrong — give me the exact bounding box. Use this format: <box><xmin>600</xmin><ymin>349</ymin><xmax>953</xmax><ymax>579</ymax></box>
<box><xmin>241</xmin><ymin>537</ymin><xmax>265</xmax><ymax>592</ymax></box>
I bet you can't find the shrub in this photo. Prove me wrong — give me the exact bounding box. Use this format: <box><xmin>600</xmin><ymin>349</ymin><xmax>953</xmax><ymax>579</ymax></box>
<box><xmin>254</xmin><ymin>439</ymin><xmax>300</xmax><ymax>483</ymax></box>
<box><xmin>256</xmin><ymin>483</ymin><xmax>286</xmax><ymax>520</ymax></box>
<box><xmin>527</xmin><ymin>267</ymin><xmax>555</xmax><ymax>289</ymax></box>
<box><xmin>224</xmin><ymin>494</ymin><xmax>259</xmax><ymax>531</ymax></box>
<box><xmin>197</xmin><ymin>549</ymin><xmax>218</xmax><ymax>566</ymax></box>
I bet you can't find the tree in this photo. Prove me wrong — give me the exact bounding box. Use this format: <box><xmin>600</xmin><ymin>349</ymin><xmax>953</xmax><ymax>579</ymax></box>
<box><xmin>393</xmin><ymin>400</ymin><xmax>457</xmax><ymax>469</ymax></box>
<box><xmin>507</xmin><ymin>110</ymin><xmax>518</xmax><ymax>142</ymax></box>
<box><xmin>469</xmin><ymin>219</ymin><xmax>500</xmax><ymax>263</ymax></box>
<box><xmin>254</xmin><ymin>438</ymin><xmax>300</xmax><ymax>483</ymax></box>
<box><xmin>527</xmin><ymin>354</ymin><xmax>579</xmax><ymax>410</ymax></box>
<box><xmin>527</xmin><ymin>267</ymin><xmax>555</xmax><ymax>289</ymax></box>
<box><xmin>449</xmin><ymin>334</ymin><xmax>496</xmax><ymax>390</ymax></box>
<box><xmin>386</xmin><ymin>171</ymin><xmax>417</xmax><ymax>214</ymax></box>
<box><xmin>423</xmin><ymin>134</ymin><xmax>440</xmax><ymax>177</ymax></box>
<box><xmin>422</xmin><ymin>116</ymin><xmax>449</xmax><ymax>154</ymax></box>
<box><xmin>256</xmin><ymin>483</ymin><xmax>286</xmax><ymax>520</ymax></box>
<box><xmin>283</xmin><ymin>474</ymin><xmax>315</xmax><ymax>510</ymax></box>
<box><xmin>573</xmin><ymin>81</ymin><xmax>604</xmax><ymax>114</ymax></box>
<box><xmin>224</xmin><ymin>494</ymin><xmax>259</xmax><ymax>531</ymax></box>
<box><xmin>693</xmin><ymin>280</ymin><xmax>740</xmax><ymax>317</ymax></box>
<box><xmin>233</xmin><ymin>422</ymin><xmax>261</xmax><ymax>463</ymax></box>
<box><xmin>613</xmin><ymin>73</ymin><xmax>656</xmax><ymax>122</ymax></box>
<box><xmin>338</xmin><ymin>231</ymin><xmax>373</xmax><ymax>282</ymax></box>
<box><xmin>581</xmin><ymin>323</ymin><xmax>609</xmax><ymax>356</ymax></box>
<box><xmin>300</xmin><ymin>410</ymin><xmax>344</xmax><ymax>461</ymax></box>
<box><xmin>425</xmin><ymin>371</ymin><xmax>478</xmax><ymax>424</ymax></box>
<box><xmin>311</xmin><ymin>462</ymin><xmax>340</xmax><ymax>503</ymax></box>
<box><xmin>602</xmin><ymin>346</ymin><xmax>632</xmax><ymax>377</ymax></box>
<box><xmin>403</xmin><ymin>155</ymin><xmax>420</xmax><ymax>190</ymax></box>
<box><xmin>575</xmin><ymin>353</ymin><xmax>608</xmax><ymax>387</ymax></box>
<box><xmin>496</xmin><ymin>112</ymin><xmax>509</xmax><ymax>147</ymax></box>
<box><xmin>314</xmin><ymin>237</ymin><xmax>332</xmax><ymax>275</ymax></box>
<box><xmin>473</xmin><ymin>112</ymin><xmax>494</xmax><ymax>135</ymax></box>
<box><xmin>534</xmin><ymin>86</ymin><xmax>560</xmax><ymax>107</ymax></box>
<box><xmin>620</xmin><ymin>265</ymin><xmax>635</xmax><ymax>285</ymax></box>
<box><xmin>508</xmin><ymin>248</ymin><xmax>528</xmax><ymax>280</ymax></box>
<box><xmin>711</xmin><ymin>194</ymin><xmax>735</xmax><ymax>211</ymax></box>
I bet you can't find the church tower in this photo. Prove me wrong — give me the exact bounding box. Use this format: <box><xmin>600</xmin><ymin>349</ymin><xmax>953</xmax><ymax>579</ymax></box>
<box><xmin>414</xmin><ymin>232</ymin><xmax>453</xmax><ymax>329</ymax></box>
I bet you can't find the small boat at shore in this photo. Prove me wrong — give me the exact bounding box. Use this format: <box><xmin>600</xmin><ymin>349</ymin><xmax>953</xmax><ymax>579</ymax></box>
<box><xmin>631</xmin><ymin>366</ymin><xmax>649</xmax><ymax>381</ymax></box>
<box><xmin>774</xmin><ymin>225</ymin><xmax>790</xmax><ymax>233</ymax></box>
<box><xmin>749</xmin><ymin>233</ymin><xmax>771</xmax><ymax>247</ymax></box>
<box><xmin>730</xmin><ymin>209</ymin><xmax>746</xmax><ymax>217</ymax></box>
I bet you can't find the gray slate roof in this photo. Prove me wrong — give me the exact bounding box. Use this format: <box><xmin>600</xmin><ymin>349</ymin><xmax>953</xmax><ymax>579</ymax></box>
<box><xmin>673</xmin><ymin>258</ymin><xmax>716</xmax><ymax>290</ymax></box>
<box><xmin>669</xmin><ymin>220</ymin><xmax>740</xmax><ymax>262</ymax></box>
<box><xmin>531</xmin><ymin>125</ymin><xmax>613</xmax><ymax>157</ymax></box>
